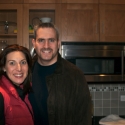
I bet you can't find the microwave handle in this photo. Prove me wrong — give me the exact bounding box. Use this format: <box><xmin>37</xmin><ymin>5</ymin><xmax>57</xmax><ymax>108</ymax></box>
<box><xmin>121</xmin><ymin>50</ymin><xmax>124</xmax><ymax>81</ymax></box>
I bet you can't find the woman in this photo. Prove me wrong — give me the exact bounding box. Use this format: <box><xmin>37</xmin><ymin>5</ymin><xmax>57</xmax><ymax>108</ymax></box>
<box><xmin>0</xmin><ymin>44</ymin><xmax>34</xmax><ymax>125</ymax></box>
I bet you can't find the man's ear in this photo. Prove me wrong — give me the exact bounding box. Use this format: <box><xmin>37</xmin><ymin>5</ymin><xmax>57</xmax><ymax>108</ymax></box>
<box><xmin>58</xmin><ymin>40</ymin><xmax>61</xmax><ymax>49</ymax></box>
<box><xmin>32</xmin><ymin>39</ymin><xmax>36</xmax><ymax>48</ymax></box>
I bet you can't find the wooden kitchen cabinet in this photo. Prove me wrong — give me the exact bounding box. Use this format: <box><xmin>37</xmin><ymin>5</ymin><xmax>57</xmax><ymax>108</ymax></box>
<box><xmin>99</xmin><ymin>0</ymin><xmax>125</xmax><ymax>4</ymax></box>
<box><xmin>0</xmin><ymin>4</ymin><xmax>23</xmax><ymax>46</ymax></box>
<box><xmin>99</xmin><ymin>4</ymin><xmax>125</xmax><ymax>42</ymax></box>
<box><xmin>61</xmin><ymin>0</ymin><xmax>98</xmax><ymax>3</ymax></box>
<box><xmin>23</xmin><ymin>0</ymin><xmax>61</xmax><ymax>3</ymax></box>
<box><xmin>22</xmin><ymin>3</ymin><xmax>61</xmax><ymax>49</ymax></box>
<box><xmin>0</xmin><ymin>0</ymin><xmax>23</xmax><ymax>3</ymax></box>
<box><xmin>1</xmin><ymin>1</ymin><xmax>125</xmax><ymax>49</ymax></box>
<box><xmin>60</xmin><ymin>3</ymin><xmax>99</xmax><ymax>42</ymax></box>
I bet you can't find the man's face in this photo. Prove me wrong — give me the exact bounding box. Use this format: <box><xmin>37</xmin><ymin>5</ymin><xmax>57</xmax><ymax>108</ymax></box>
<box><xmin>32</xmin><ymin>27</ymin><xmax>60</xmax><ymax>66</ymax></box>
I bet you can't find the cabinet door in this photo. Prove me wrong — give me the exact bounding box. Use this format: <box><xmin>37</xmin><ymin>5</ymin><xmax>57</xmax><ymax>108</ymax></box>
<box><xmin>0</xmin><ymin>4</ymin><xmax>23</xmax><ymax>46</ymax></box>
<box><xmin>0</xmin><ymin>0</ymin><xmax>23</xmax><ymax>3</ymax></box>
<box><xmin>23</xmin><ymin>3</ymin><xmax>61</xmax><ymax>49</ymax></box>
<box><xmin>100</xmin><ymin>4</ymin><xmax>125</xmax><ymax>42</ymax></box>
<box><xmin>61</xmin><ymin>3</ymin><xmax>99</xmax><ymax>42</ymax></box>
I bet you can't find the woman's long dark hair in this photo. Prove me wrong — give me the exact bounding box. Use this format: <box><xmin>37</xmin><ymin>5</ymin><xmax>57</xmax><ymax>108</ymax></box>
<box><xmin>0</xmin><ymin>44</ymin><xmax>32</xmax><ymax>94</ymax></box>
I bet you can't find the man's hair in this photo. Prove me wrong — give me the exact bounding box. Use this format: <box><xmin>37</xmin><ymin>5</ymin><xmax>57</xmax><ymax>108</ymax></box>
<box><xmin>33</xmin><ymin>23</ymin><xmax>59</xmax><ymax>41</ymax></box>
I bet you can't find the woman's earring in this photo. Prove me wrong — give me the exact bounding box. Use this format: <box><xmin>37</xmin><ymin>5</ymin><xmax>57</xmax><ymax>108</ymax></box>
<box><xmin>4</xmin><ymin>70</ymin><xmax>6</xmax><ymax>72</ymax></box>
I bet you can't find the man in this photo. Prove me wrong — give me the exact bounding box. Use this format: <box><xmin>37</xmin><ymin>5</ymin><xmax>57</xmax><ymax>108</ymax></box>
<box><xmin>29</xmin><ymin>23</ymin><xmax>92</xmax><ymax>125</ymax></box>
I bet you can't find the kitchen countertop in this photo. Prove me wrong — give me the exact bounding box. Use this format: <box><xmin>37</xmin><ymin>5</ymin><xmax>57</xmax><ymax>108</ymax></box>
<box><xmin>92</xmin><ymin>116</ymin><xmax>125</xmax><ymax>125</ymax></box>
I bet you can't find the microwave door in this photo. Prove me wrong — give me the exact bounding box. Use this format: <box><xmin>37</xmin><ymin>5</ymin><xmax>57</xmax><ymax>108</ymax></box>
<box><xmin>62</xmin><ymin>50</ymin><xmax>125</xmax><ymax>82</ymax></box>
<box><xmin>63</xmin><ymin>49</ymin><xmax>122</xmax><ymax>58</ymax></box>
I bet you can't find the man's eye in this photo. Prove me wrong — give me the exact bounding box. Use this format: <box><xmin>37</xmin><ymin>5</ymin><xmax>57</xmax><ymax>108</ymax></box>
<box><xmin>49</xmin><ymin>39</ymin><xmax>55</xmax><ymax>42</ymax></box>
<box><xmin>38</xmin><ymin>39</ymin><xmax>45</xmax><ymax>42</ymax></box>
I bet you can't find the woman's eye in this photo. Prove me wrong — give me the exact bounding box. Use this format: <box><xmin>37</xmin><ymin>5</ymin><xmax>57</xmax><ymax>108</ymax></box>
<box><xmin>21</xmin><ymin>61</ymin><xmax>27</xmax><ymax>65</ymax></box>
<box><xmin>9</xmin><ymin>61</ymin><xmax>15</xmax><ymax>65</ymax></box>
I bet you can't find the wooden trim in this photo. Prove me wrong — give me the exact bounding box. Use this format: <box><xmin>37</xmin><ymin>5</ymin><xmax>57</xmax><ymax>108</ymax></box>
<box><xmin>99</xmin><ymin>0</ymin><xmax>125</xmax><ymax>4</ymax></box>
<box><xmin>22</xmin><ymin>4</ymin><xmax>29</xmax><ymax>48</ymax></box>
<box><xmin>0</xmin><ymin>0</ymin><xmax>23</xmax><ymax>3</ymax></box>
<box><xmin>0</xmin><ymin>4</ymin><xmax>22</xmax><ymax>9</ymax></box>
<box><xmin>55</xmin><ymin>3</ymin><xmax>62</xmax><ymax>40</ymax></box>
<box><xmin>23</xmin><ymin>0</ymin><xmax>61</xmax><ymax>3</ymax></box>
<box><xmin>17</xmin><ymin>4</ymin><xmax>23</xmax><ymax>45</ymax></box>
<box><xmin>61</xmin><ymin>0</ymin><xmax>99</xmax><ymax>3</ymax></box>
<box><xmin>28</xmin><ymin>3</ymin><xmax>56</xmax><ymax>9</ymax></box>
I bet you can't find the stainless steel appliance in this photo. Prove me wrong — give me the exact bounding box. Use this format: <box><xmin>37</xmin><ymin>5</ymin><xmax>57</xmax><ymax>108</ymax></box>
<box><xmin>61</xmin><ymin>42</ymin><xmax>125</xmax><ymax>82</ymax></box>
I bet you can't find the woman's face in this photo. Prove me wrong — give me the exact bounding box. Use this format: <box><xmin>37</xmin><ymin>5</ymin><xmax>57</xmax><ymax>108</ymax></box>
<box><xmin>3</xmin><ymin>51</ymin><xmax>28</xmax><ymax>86</ymax></box>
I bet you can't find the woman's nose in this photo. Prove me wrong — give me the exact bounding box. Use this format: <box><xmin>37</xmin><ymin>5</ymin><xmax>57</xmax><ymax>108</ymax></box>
<box><xmin>17</xmin><ymin>64</ymin><xmax>21</xmax><ymax>71</ymax></box>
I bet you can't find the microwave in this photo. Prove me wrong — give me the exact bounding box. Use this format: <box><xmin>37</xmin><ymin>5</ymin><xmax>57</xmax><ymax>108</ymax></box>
<box><xmin>61</xmin><ymin>42</ymin><xmax>125</xmax><ymax>82</ymax></box>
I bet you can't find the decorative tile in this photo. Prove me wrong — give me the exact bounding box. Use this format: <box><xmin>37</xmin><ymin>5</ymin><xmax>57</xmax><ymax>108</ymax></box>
<box><xmin>88</xmin><ymin>84</ymin><xmax>125</xmax><ymax>116</ymax></box>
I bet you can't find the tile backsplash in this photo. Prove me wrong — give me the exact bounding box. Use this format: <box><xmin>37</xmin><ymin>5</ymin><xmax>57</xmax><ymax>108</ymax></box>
<box><xmin>89</xmin><ymin>84</ymin><xmax>125</xmax><ymax>116</ymax></box>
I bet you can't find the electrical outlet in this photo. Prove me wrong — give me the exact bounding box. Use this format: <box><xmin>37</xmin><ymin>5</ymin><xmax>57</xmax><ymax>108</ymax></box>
<box><xmin>121</xmin><ymin>95</ymin><xmax>125</xmax><ymax>101</ymax></box>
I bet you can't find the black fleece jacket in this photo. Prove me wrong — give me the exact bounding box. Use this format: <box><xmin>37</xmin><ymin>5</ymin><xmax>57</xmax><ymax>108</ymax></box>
<box><xmin>30</xmin><ymin>53</ymin><xmax>92</xmax><ymax>125</ymax></box>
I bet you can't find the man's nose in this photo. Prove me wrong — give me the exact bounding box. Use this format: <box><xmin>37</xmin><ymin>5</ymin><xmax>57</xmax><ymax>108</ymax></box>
<box><xmin>44</xmin><ymin>41</ymin><xmax>49</xmax><ymax>48</ymax></box>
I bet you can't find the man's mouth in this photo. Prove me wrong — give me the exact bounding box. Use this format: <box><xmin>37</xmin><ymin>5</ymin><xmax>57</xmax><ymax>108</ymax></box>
<box><xmin>41</xmin><ymin>48</ymin><xmax>52</xmax><ymax>53</ymax></box>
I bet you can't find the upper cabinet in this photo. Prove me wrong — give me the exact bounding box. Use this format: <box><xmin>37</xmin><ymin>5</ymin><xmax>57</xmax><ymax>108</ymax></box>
<box><xmin>0</xmin><ymin>0</ymin><xmax>23</xmax><ymax>3</ymax></box>
<box><xmin>60</xmin><ymin>3</ymin><xmax>99</xmax><ymax>42</ymax></box>
<box><xmin>22</xmin><ymin>3</ymin><xmax>61</xmax><ymax>49</ymax></box>
<box><xmin>0</xmin><ymin>4</ymin><xmax>23</xmax><ymax>46</ymax></box>
<box><xmin>99</xmin><ymin>4</ymin><xmax>125</xmax><ymax>42</ymax></box>
<box><xmin>1</xmin><ymin>0</ymin><xmax>125</xmax><ymax>49</ymax></box>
